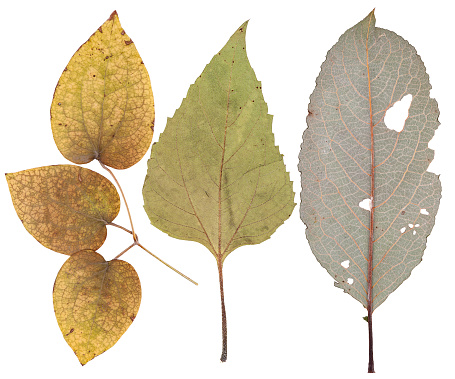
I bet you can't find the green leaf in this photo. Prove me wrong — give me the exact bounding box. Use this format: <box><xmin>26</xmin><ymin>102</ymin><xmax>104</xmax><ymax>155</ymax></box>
<box><xmin>299</xmin><ymin>10</ymin><xmax>440</xmax><ymax>371</ymax></box>
<box><xmin>143</xmin><ymin>21</ymin><xmax>295</xmax><ymax>361</ymax></box>
<box><xmin>53</xmin><ymin>250</ymin><xmax>141</xmax><ymax>365</ymax></box>
<box><xmin>51</xmin><ymin>11</ymin><xmax>154</xmax><ymax>169</ymax></box>
<box><xmin>6</xmin><ymin>165</ymin><xmax>120</xmax><ymax>255</ymax></box>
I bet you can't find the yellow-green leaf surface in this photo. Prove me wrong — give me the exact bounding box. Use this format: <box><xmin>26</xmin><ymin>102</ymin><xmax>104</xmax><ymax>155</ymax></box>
<box><xmin>6</xmin><ymin>165</ymin><xmax>120</xmax><ymax>254</ymax></box>
<box><xmin>143</xmin><ymin>22</ymin><xmax>295</xmax><ymax>263</ymax></box>
<box><xmin>51</xmin><ymin>11</ymin><xmax>154</xmax><ymax>169</ymax></box>
<box><xmin>143</xmin><ymin>22</ymin><xmax>295</xmax><ymax>362</ymax></box>
<box><xmin>53</xmin><ymin>250</ymin><xmax>141</xmax><ymax>365</ymax></box>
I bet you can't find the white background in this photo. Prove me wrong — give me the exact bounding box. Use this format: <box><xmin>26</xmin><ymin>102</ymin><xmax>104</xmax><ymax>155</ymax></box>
<box><xmin>0</xmin><ymin>0</ymin><xmax>453</xmax><ymax>378</ymax></box>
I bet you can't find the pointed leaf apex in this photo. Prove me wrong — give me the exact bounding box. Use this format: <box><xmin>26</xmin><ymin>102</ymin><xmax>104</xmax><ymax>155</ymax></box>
<box><xmin>366</xmin><ymin>9</ymin><xmax>376</xmax><ymax>23</ymax></box>
<box><xmin>238</xmin><ymin>20</ymin><xmax>249</xmax><ymax>33</ymax></box>
<box><xmin>108</xmin><ymin>10</ymin><xmax>118</xmax><ymax>21</ymax></box>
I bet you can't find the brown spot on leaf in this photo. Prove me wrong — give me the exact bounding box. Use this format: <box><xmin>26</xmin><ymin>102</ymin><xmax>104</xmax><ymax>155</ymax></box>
<box><xmin>121</xmin><ymin>30</ymin><xmax>125</xmax><ymax>35</ymax></box>
<box><xmin>98</xmin><ymin>26</ymin><xmax>103</xmax><ymax>33</ymax></box>
<box><xmin>65</xmin><ymin>328</ymin><xmax>75</xmax><ymax>336</ymax></box>
<box><xmin>130</xmin><ymin>315</ymin><xmax>136</xmax><ymax>322</ymax></box>
<box><xmin>125</xmin><ymin>39</ymin><xmax>133</xmax><ymax>45</ymax></box>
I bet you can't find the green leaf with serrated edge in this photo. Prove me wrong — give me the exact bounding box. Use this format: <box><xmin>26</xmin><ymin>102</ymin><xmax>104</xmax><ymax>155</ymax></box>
<box><xmin>6</xmin><ymin>165</ymin><xmax>120</xmax><ymax>254</ymax></box>
<box><xmin>51</xmin><ymin>11</ymin><xmax>154</xmax><ymax>169</ymax></box>
<box><xmin>298</xmin><ymin>11</ymin><xmax>440</xmax><ymax>372</ymax></box>
<box><xmin>143</xmin><ymin>21</ymin><xmax>295</xmax><ymax>361</ymax></box>
<box><xmin>53</xmin><ymin>250</ymin><xmax>141</xmax><ymax>365</ymax></box>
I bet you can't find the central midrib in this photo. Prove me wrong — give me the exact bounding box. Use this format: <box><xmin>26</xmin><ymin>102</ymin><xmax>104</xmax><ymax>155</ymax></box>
<box><xmin>365</xmin><ymin>13</ymin><xmax>375</xmax><ymax>314</ymax></box>
<box><xmin>97</xmin><ymin>25</ymin><xmax>114</xmax><ymax>154</ymax></box>
<box><xmin>217</xmin><ymin>42</ymin><xmax>237</xmax><ymax>259</ymax></box>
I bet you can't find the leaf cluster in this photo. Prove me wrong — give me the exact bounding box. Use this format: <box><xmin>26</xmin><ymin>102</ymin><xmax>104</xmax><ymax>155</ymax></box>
<box><xmin>6</xmin><ymin>11</ymin><xmax>154</xmax><ymax>365</ymax></box>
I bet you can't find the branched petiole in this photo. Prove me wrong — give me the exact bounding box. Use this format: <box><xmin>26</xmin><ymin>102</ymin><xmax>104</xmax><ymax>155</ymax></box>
<box><xmin>101</xmin><ymin>162</ymin><xmax>197</xmax><ymax>285</ymax></box>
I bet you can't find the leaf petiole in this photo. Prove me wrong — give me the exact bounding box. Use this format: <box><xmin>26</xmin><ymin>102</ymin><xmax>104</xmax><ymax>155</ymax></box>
<box><xmin>108</xmin><ymin>222</ymin><xmax>133</xmax><ymax>235</ymax></box>
<box><xmin>138</xmin><ymin>243</ymin><xmax>198</xmax><ymax>286</ymax></box>
<box><xmin>100</xmin><ymin>163</ymin><xmax>197</xmax><ymax>285</ymax></box>
<box><xmin>100</xmin><ymin>162</ymin><xmax>138</xmax><ymax>241</ymax></box>
<box><xmin>114</xmin><ymin>242</ymin><xmax>136</xmax><ymax>260</ymax></box>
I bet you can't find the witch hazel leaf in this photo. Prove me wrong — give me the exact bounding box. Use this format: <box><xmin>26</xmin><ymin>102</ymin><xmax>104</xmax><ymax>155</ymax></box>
<box><xmin>53</xmin><ymin>250</ymin><xmax>141</xmax><ymax>365</ymax></box>
<box><xmin>143</xmin><ymin>21</ymin><xmax>295</xmax><ymax>361</ymax></box>
<box><xmin>298</xmin><ymin>10</ymin><xmax>440</xmax><ymax>372</ymax></box>
<box><xmin>51</xmin><ymin>11</ymin><xmax>154</xmax><ymax>169</ymax></box>
<box><xmin>6</xmin><ymin>165</ymin><xmax>120</xmax><ymax>255</ymax></box>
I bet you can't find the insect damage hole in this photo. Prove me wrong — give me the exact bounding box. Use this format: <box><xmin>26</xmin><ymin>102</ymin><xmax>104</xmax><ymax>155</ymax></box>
<box><xmin>359</xmin><ymin>198</ymin><xmax>371</xmax><ymax>211</ymax></box>
<box><xmin>341</xmin><ymin>260</ymin><xmax>350</xmax><ymax>268</ymax></box>
<box><xmin>347</xmin><ymin>278</ymin><xmax>354</xmax><ymax>285</ymax></box>
<box><xmin>420</xmin><ymin>209</ymin><xmax>429</xmax><ymax>215</ymax></box>
<box><xmin>384</xmin><ymin>94</ymin><xmax>412</xmax><ymax>132</ymax></box>
<box><xmin>400</xmin><ymin>227</ymin><xmax>406</xmax><ymax>233</ymax></box>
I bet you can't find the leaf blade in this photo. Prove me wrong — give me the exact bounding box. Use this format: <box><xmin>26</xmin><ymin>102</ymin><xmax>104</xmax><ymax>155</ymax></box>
<box><xmin>143</xmin><ymin>22</ymin><xmax>295</xmax><ymax>261</ymax></box>
<box><xmin>299</xmin><ymin>11</ymin><xmax>441</xmax><ymax>310</ymax></box>
<box><xmin>6</xmin><ymin>165</ymin><xmax>120</xmax><ymax>254</ymax></box>
<box><xmin>53</xmin><ymin>250</ymin><xmax>141</xmax><ymax>365</ymax></box>
<box><xmin>51</xmin><ymin>11</ymin><xmax>154</xmax><ymax>169</ymax></box>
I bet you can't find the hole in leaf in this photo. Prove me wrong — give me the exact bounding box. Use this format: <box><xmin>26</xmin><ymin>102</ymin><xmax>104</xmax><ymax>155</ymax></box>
<box><xmin>347</xmin><ymin>278</ymin><xmax>354</xmax><ymax>285</ymax></box>
<box><xmin>400</xmin><ymin>227</ymin><xmax>406</xmax><ymax>233</ymax></box>
<box><xmin>413</xmin><ymin>230</ymin><xmax>417</xmax><ymax>235</ymax></box>
<box><xmin>341</xmin><ymin>260</ymin><xmax>350</xmax><ymax>268</ymax></box>
<box><xmin>415</xmin><ymin>224</ymin><xmax>420</xmax><ymax>228</ymax></box>
<box><xmin>408</xmin><ymin>224</ymin><xmax>414</xmax><ymax>228</ymax></box>
<box><xmin>384</xmin><ymin>94</ymin><xmax>412</xmax><ymax>132</ymax></box>
<box><xmin>420</xmin><ymin>209</ymin><xmax>429</xmax><ymax>215</ymax></box>
<box><xmin>359</xmin><ymin>198</ymin><xmax>371</xmax><ymax>211</ymax></box>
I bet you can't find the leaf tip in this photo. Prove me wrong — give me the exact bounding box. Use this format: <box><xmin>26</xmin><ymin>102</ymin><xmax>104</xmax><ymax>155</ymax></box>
<box><xmin>108</xmin><ymin>10</ymin><xmax>118</xmax><ymax>21</ymax></box>
<box><xmin>5</xmin><ymin>172</ymin><xmax>14</xmax><ymax>183</ymax></box>
<box><xmin>367</xmin><ymin>8</ymin><xmax>376</xmax><ymax>21</ymax></box>
<box><xmin>238</xmin><ymin>20</ymin><xmax>249</xmax><ymax>33</ymax></box>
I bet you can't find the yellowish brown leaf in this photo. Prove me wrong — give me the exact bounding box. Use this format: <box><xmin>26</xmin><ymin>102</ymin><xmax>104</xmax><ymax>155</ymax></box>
<box><xmin>6</xmin><ymin>165</ymin><xmax>120</xmax><ymax>254</ymax></box>
<box><xmin>51</xmin><ymin>11</ymin><xmax>154</xmax><ymax>169</ymax></box>
<box><xmin>53</xmin><ymin>250</ymin><xmax>141</xmax><ymax>365</ymax></box>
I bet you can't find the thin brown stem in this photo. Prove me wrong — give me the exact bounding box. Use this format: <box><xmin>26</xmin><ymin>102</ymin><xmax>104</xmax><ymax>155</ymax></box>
<box><xmin>100</xmin><ymin>162</ymin><xmax>196</xmax><ymax>284</ymax></box>
<box><xmin>366</xmin><ymin>12</ymin><xmax>375</xmax><ymax>374</ymax></box>
<box><xmin>114</xmin><ymin>242</ymin><xmax>136</xmax><ymax>260</ymax></box>
<box><xmin>217</xmin><ymin>258</ymin><xmax>227</xmax><ymax>362</ymax></box>
<box><xmin>100</xmin><ymin>162</ymin><xmax>138</xmax><ymax>242</ymax></box>
<box><xmin>108</xmin><ymin>222</ymin><xmax>133</xmax><ymax>235</ymax></box>
<box><xmin>137</xmin><ymin>243</ymin><xmax>198</xmax><ymax>286</ymax></box>
<box><xmin>367</xmin><ymin>310</ymin><xmax>374</xmax><ymax>373</ymax></box>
